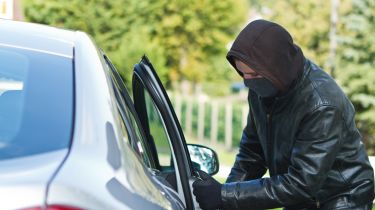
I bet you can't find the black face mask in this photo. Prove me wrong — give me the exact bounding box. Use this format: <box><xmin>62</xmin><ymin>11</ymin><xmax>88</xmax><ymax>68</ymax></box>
<box><xmin>244</xmin><ymin>78</ymin><xmax>279</xmax><ymax>98</ymax></box>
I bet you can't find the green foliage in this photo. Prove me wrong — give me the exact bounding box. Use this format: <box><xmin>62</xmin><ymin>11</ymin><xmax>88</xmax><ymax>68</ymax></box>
<box><xmin>23</xmin><ymin>0</ymin><xmax>247</xmax><ymax>86</ymax></box>
<box><xmin>337</xmin><ymin>0</ymin><xmax>375</xmax><ymax>154</ymax></box>
<box><xmin>258</xmin><ymin>0</ymin><xmax>331</xmax><ymax>69</ymax></box>
<box><xmin>203</xmin><ymin>55</ymin><xmax>241</xmax><ymax>96</ymax></box>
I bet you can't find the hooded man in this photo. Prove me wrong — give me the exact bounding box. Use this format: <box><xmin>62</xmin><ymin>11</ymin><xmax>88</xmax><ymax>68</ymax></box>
<box><xmin>192</xmin><ymin>19</ymin><xmax>374</xmax><ymax>210</ymax></box>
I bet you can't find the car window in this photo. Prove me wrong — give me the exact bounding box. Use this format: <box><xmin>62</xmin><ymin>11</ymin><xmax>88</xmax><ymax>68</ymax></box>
<box><xmin>0</xmin><ymin>46</ymin><xmax>73</xmax><ymax>160</ymax></box>
<box><xmin>102</xmin><ymin>54</ymin><xmax>152</xmax><ymax>168</ymax></box>
<box><xmin>119</xmin><ymin>96</ymin><xmax>151</xmax><ymax>167</ymax></box>
<box><xmin>135</xmin><ymin>86</ymin><xmax>178</xmax><ymax>192</ymax></box>
<box><xmin>144</xmin><ymin>90</ymin><xmax>174</xmax><ymax>169</ymax></box>
<box><xmin>118</xmin><ymin>105</ymin><xmax>152</xmax><ymax>167</ymax></box>
<box><xmin>110</xmin><ymin>73</ymin><xmax>179</xmax><ymax>191</ymax></box>
<box><xmin>121</xmin><ymin>98</ymin><xmax>153</xmax><ymax>168</ymax></box>
<box><xmin>133</xmin><ymin>58</ymin><xmax>198</xmax><ymax>210</ymax></box>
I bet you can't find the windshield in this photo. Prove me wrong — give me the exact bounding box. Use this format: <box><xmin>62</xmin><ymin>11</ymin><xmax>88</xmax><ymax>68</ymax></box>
<box><xmin>0</xmin><ymin>46</ymin><xmax>73</xmax><ymax>160</ymax></box>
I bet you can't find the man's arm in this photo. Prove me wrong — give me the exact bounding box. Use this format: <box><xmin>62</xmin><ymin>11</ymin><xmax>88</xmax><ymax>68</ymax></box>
<box><xmin>222</xmin><ymin>105</ymin><xmax>343</xmax><ymax>209</ymax></box>
<box><xmin>226</xmin><ymin>106</ymin><xmax>267</xmax><ymax>183</ymax></box>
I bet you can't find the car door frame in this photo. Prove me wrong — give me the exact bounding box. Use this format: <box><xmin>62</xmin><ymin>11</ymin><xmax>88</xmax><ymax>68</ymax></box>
<box><xmin>132</xmin><ymin>56</ymin><xmax>196</xmax><ymax>210</ymax></box>
<box><xmin>102</xmin><ymin>53</ymin><xmax>187</xmax><ymax>209</ymax></box>
<box><xmin>102</xmin><ymin>54</ymin><xmax>155</xmax><ymax>164</ymax></box>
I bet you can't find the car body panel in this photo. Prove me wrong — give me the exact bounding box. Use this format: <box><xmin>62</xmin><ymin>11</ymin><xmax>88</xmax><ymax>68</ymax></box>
<box><xmin>0</xmin><ymin>149</ymin><xmax>68</xmax><ymax>210</ymax></box>
<box><xmin>0</xmin><ymin>19</ymin><xmax>75</xmax><ymax>209</ymax></box>
<box><xmin>46</xmin><ymin>32</ymin><xmax>172</xmax><ymax>210</ymax></box>
<box><xmin>0</xmin><ymin>19</ymin><xmax>74</xmax><ymax>58</ymax></box>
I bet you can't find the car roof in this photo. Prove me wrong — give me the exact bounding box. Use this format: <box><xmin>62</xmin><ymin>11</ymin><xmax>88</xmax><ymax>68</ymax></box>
<box><xmin>0</xmin><ymin>19</ymin><xmax>76</xmax><ymax>58</ymax></box>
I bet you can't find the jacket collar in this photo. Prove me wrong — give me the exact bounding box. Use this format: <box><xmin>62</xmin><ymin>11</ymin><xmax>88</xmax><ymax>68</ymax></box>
<box><xmin>261</xmin><ymin>58</ymin><xmax>312</xmax><ymax>114</ymax></box>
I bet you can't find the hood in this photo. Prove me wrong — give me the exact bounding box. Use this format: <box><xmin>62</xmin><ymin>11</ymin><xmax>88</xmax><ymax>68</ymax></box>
<box><xmin>227</xmin><ymin>19</ymin><xmax>304</xmax><ymax>92</ymax></box>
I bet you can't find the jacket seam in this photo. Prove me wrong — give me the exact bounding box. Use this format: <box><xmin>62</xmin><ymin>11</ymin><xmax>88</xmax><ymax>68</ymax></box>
<box><xmin>307</xmin><ymin>77</ymin><xmax>328</xmax><ymax>111</ymax></box>
<box><xmin>308</xmin><ymin>104</ymin><xmax>352</xmax><ymax>199</ymax></box>
<box><xmin>337</xmin><ymin>110</ymin><xmax>351</xmax><ymax>186</ymax></box>
<box><xmin>307</xmin><ymin>64</ymin><xmax>336</xmax><ymax>109</ymax></box>
<box><xmin>306</xmin><ymin>104</ymin><xmax>338</xmax><ymax>117</ymax></box>
<box><xmin>310</xmin><ymin>107</ymin><xmax>346</xmax><ymax>210</ymax></box>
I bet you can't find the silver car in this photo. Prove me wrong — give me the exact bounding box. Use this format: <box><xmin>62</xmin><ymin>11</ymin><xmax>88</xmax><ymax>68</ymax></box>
<box><xmin>0</xmin><ymin>19</ymin><xmax>219</xmax><ymax>210</ymax></box>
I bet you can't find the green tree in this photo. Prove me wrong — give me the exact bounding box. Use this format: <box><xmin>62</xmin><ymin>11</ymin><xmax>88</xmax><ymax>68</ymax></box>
<box><xmin>337</xmin><ymin>0</ymin><xmax>375</xmax><ymax>154</ymax></box>
<box><xmin>24</xmin><ymin>0</ymin><xmax>247</xmax><ymax>86</ymax></box>
<box><xmin>259</xmin><ymin>0</ymin><xmax>331</xmax><ymax>69</ymax></box>
<box><xmin>23</xmin><ymin>0</ymin><xmax>169</xmax><ymax>83</ymax></box>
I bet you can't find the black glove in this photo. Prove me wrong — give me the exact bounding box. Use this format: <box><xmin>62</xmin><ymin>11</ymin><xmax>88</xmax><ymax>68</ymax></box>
<box><xmin>192</xmin><ymin>170</ymin><xmax>223</xmax><ymax>210</ymax></box>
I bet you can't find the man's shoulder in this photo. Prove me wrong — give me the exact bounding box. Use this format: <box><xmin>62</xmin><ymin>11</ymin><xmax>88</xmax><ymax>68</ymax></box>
<box><xmin>300</xmin><ymin>63</ymin><xmax>351</xmax><ymax>113</ymax></box>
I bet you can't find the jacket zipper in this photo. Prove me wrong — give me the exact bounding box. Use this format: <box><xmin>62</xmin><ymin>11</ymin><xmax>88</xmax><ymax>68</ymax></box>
<box><xmin>266</xmin><ymin>100</ymin><xmax>276</xmax><ymax>173</ymax></box>
<box><xmin>316</xmin><ymin>200</ymin><xmax>320</xmax><ymax>208</ymax></box>
<box><xmin>267</xmin><ymin>112</ymin><xmax>272</xmax><ymax>172</ymax></box>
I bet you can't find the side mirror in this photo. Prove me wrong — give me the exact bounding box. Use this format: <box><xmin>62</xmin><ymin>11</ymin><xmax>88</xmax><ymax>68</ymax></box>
<box><xmin>187</xmin><ymin>144</ymin><xmax>219</xmax><ymax>175</ymax></box>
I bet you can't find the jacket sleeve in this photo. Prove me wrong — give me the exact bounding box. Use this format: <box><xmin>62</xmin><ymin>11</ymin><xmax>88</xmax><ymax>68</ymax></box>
<box><xmin>225</xmin><ymin>105</ymin><xmax>267</xmax><ymax>183</ymax></box>
<box><xmin>222</xmin><ymin>105</ymin><xmax>344</xmax><ymax>210</ymax></box>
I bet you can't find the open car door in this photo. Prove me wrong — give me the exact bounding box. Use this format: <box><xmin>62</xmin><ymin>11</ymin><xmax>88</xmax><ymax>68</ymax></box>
<box><xmin>132</xmin><ymin>56</ymin><xmax>200</xmax><ymax>210</ymax></box>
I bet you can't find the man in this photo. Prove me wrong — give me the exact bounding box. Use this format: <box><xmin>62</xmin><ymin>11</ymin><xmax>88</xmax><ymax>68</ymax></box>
<box><xmin>193</xmin><ymin>19</ymin><xmax>374</xmax><ymax>210</ymax></box>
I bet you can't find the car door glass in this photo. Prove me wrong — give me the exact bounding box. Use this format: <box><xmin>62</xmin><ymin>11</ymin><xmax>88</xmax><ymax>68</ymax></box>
<box><xmin>102</xmin><ymin>54</ymin><xmax>152</xmax><ymax>167</ymax></box>
<box><xmin>133</xmin><ymin>57</ymin><xmax>196</xmax><ymax>210</ymax></box>
<box><xmin>102</xmin><ymin>54</ymin><xmax>185</xmax><ymax>207</ymax></box>
<box><xmin>144</xmin><ymin>90</ymin><xmax>174</xmax><ymax>169</ymax></box>
<box><xmin>122</xmin><ymin>103</ymin><xmax>153</xmax><ymax>168</ymax></box>
<box><xmin>139</xmin><ymin>88</ymin><xmax>179</xmax><ymax>193</ymax></box>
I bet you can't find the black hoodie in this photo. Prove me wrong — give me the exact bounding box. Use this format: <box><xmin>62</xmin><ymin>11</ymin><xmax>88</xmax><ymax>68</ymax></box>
<box><xmin>227</xmin><ymin>19</ymin><xmax>304</xmax><ymax>92</ymax></box>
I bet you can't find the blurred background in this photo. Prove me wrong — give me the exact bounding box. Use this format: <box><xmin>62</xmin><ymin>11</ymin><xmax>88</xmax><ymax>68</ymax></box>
<box><xmin>2</xmin><ymin>0</ymin><xmax>375</xmax><ymax>182</ymax></box>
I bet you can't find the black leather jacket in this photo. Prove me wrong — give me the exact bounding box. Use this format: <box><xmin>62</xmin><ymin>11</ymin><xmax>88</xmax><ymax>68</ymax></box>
<box><xmin>222</xmin><ymin>60</ymin><xmax>374</xmax><ymax>210</ymax></box>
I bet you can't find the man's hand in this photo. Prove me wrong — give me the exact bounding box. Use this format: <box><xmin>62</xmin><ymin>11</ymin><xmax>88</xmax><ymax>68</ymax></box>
<box><xmin>192</xmin><ymin>170</ymin><xmax>223</xmax><ymax>210</ymax></box>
